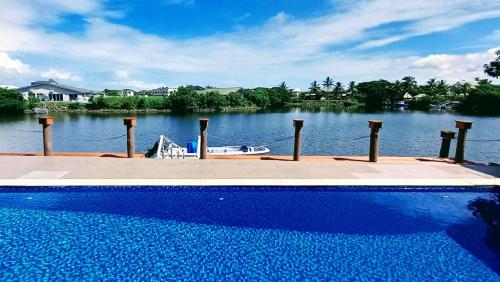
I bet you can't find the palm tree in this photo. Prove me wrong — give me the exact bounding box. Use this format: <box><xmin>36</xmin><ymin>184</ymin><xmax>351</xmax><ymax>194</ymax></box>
<box><xmin>309</xmin><ymin>81</ymin><xmax>321</xmax><ymax>94</ymax></box>
<box><xmin>333</xmin><ymin>82</ymin><xmax>345</xmax><ymax>99</ymax></box>
<box><xmin>402</xmin><ymin>76</ymin><xmax>418</xmax><ymax>95</ymax></box>
<box><xmin>347</xmin><ymin>81</ymin><xmax>356</xmax><ymax>96</ymax></box>
<box><xmin>426</xmin><ymin>78</ymin><xmax>437</xmax><ymax>96</ymax></box>
<box><xmin>279</xmin><ymin>82</ymin><xmax>288</xmax><ymax>89</ymax></box>
<box><xmin>393</xmin><ymin>80</ymin><xmax>403</xmax><ymax>97</ymax></box>
<box><xmin>436</xmin><ymin>80</ymin><xmax>449</xmax><ymax>96</ymax></box>
<box><xmin>322</xmin><ymin>76</ymin><xmax>334</xmax><ymax>92</ymax></box>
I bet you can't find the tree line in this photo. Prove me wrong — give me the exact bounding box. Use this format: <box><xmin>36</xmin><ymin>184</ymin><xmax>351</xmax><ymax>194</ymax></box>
<box><xmin>1</xmin><ymin>50</ymin><xmax>499</xmax><ymax>114</ymax></box>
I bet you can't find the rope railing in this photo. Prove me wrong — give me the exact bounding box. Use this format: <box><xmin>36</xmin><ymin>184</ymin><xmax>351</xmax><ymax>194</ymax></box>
<box><xmin>380</xmin><ymin>137</ymin><xmax>441</xmax><ymax>143</ymax></box>
<box><xmin>2</xmin><ymin>127</ymin><xmax>42</xmax><ymax>133</ymax></box>
<box><xmin>65</xmin><ymin>134</ymin><xmax>127</xmax><ymax>142</ymax></box>
<box><xmin>467</xmin><ymin>139</ymin><xmax>500</xmax><ymax>142</ymax></box>
<box><xmin>3</xmin><ymin>117</ymin><xmax>497</xmax><ymax>162</ymax></box>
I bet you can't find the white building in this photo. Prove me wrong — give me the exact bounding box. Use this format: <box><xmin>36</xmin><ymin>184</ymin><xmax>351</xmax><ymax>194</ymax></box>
<box><xmin>292</xmin><ymin>88</ymin><xmax>303</xmax><ymax>98</ymax></box>
<box><xmin>17</xmin><ymin>79</ymin><xmax>92</xmax><ymax>102</ymax></box>
<box><xmin>146</xmin><ymin>86</ymin><xmax>176</xmax><ymax>96</ymax></box>
<box><xmin>118</xmin><ymin>89</ymin><xmax>135</xmax><ymax>97</ymax></box>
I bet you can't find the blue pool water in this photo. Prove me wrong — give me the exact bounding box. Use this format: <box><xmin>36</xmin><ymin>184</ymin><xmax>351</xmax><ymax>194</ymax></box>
<box><xmin>0</xmin><ymin>187</ymin><xmax>499</xmax><ymax>281</ymax></box>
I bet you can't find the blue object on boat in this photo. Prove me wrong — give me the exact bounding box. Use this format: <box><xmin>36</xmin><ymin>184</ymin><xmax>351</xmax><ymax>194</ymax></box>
<box><xmin>186</xmin><ymin>140</ymin><xmax>197</xmax><ymax>153</ymax></box>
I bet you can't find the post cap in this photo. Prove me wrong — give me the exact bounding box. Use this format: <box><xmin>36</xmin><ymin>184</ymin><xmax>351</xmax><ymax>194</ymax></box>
<box><xmin>455</xmin><ymin>120</ymin><xmax>473</xmax><ymax>129</ymax></box>
<box><xmin>123</xmin><ymin>117</ymin><xmax>137</xmax><ymax>126</ymax></box>
<box><xmin>368</xmin><ymin>120</ymin><xmax>383</xmax><ymax>129</ymax></box>
<box><xmin>440</xmin><ymin>131</ymin><xmax>456</xmax><ymax>139</ymax></box>
<box><xmin>293</xmin><ymin>119</ymin><xmax>304</xmax><ymax>127</ymax></box>
<box><xmin>38</xmin><ymin>116</ymin><xmax>54</xmax><ymax>125</ymax></box>
<box><xmin>199</xmin><ymin>118</ymin><xmax>209</xmax><ymax>126</ymax></box>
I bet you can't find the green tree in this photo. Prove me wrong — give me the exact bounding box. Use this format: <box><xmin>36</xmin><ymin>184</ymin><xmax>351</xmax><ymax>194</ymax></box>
<box><xmin>461</xmin><ymin>83</ymin><xmax>500</xmax><ymax>115</ymax></box>
<box><xmin>356</xmin><ymin>80</ymin><xmax>396</xmax><ymax>110</ymax></box>
<box><xmin>309</xmin><ymin>81</ymin><xmax>324</xmax><ymax>100</ymax></box>
<box><xmin>268</xmin><ymin>87</ymin><xmax>291</xmax><ymax>108</ymax></box>
<box><xmin>200</xmin><ymin>91</ymin><xmax>227</xmax><ymax>111</ymax></box>
<box><xmin>227</xmin><ymin>92</ymin><xmax>249</xmax><ymax>107</ymax></box>
<box><xmin>168</xmin><ymin>86</ymin><xmax>200</xmax><ymax>112</ymax></box>
<box><xmin>322</xmin><ymin>77</ymin><xmax>334</xmax><ymax>92</ymax></box>
<box><xmin>393</xmin><ymin>80</ymin><xmax>404</xmax><ymax>97</ymax></box>
<box><xmin>27</xmin><ymin>96</ymin><xmax>40</xmax><ymax>110</ymax></box>
<box><xmin>347</xmin><ymin>81</ymin><xmax>356</xmax><ymax>96</ymax></box>
<box><xmin>436</xmin><ymin>80</ymin><xmax>449</xmax><ymax>96</ymax></box>
<box><xmin>244</xmin><ymin>88</ymin><xmax>270</xmax><ymax>108</ymax></box>
<box><xmin>451</xmin><ymin>81</ymin><xmax>472</xmax><ymax>96</ymax></box>
<box><xmin>484</xmin><ymin>49</ymin><xmax>500</xmax><ymax>78</ymax></box>
<box><xmin>0</xmin><ymin>88</ymin><xmax>26</xmax><ymax>113</ymax></box>
<box><xmin>332</xmin><ymin>82</ymin><xmax>345</xmax><ymax>99</ymax></box>
<box><xmin>402</xmin><ymin>76</ymin><xmax>418</xmax><ymax>95</ymax></box>
<box><xmin>279</xmin><ymin>82</ymin><xmax>288</xmax><ymax>89</ymax></box>
<box><xmin>426</xmin><ymin>78</ymin><xmax>437</xmax><ymax>94</ymax></box>
<box><xmin>309</xmin><ymin>81</ymin><xmax>320</xmax><ymax>94</ymax></box>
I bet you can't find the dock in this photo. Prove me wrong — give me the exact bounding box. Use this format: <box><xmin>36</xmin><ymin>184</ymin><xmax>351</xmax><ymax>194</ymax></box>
<box><xmin>0</xmin><ymin>155</ymin><xmax>498</xmax><ymax>187</ymax></box>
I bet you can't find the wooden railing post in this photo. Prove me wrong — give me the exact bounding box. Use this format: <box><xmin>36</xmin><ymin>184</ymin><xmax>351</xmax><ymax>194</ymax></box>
<box><xmin>293</xmin><ymin>119</ymin><xmax>304</xmax><ymax>161</ymax></box>
<box><xmin>38</xmin><ymin>116</ymin><xmax>54</xmax><ymax>156</ymax></box>
<box><xmin>454</xmin><ymin>120</ymin><xmax>473</xmax><ymax>163</ymax></box>
<box><xmin>368</xmin><ymin>120</ymin><xmax>383</xmax><ymax>162</ymax></box>
<box><xmin>439</xmin><ymin>131</ymin><xmax>456</xmax><ymax>159</ymax></box>
<box><xmin>123</xmin><ymin>117</ymin><xmax>136</xmax><ymax>158</ymax></box>
<box><xmin>199</xmin><ymin>118</ymin><xmax>209</xmax><ymax>159</ymax></box>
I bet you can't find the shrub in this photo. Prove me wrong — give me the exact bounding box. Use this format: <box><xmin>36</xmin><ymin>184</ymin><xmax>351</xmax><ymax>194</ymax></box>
<box><xmin>0</xmin><ymin>88</ymin><xmax>26</xmax><ymax>113</ymax></box>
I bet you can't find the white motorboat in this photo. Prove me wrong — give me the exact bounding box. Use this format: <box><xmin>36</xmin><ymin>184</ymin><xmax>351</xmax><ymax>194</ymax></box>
<box><xmin>146</xmin><ymin>135</ymin><xmax>270</xmax><ymax>159</ymax></box>
<box><xmin>33</xmin><ymin>106</ymin><xmax>48</xmax><ymax>114</ymax></box>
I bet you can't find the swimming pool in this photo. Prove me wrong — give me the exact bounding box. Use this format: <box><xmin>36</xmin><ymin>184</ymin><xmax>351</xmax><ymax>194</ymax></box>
<box><xmin>0</xmin><ymin>186</ymin><xmax>498</xmax><ymax>281</ymax></box>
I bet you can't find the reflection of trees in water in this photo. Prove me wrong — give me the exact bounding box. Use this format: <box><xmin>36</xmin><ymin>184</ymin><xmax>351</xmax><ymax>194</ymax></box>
<box><xmin>468</xmin><ymin>192</ymin><xmax>500</xmax><ymax>256</ymax></box>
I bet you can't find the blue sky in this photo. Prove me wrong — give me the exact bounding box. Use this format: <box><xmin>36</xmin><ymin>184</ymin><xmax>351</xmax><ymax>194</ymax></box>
<box><xmin>0</xmin><ymin>0</ymin><xmax>499</xmax><ymax>90</ymax></box>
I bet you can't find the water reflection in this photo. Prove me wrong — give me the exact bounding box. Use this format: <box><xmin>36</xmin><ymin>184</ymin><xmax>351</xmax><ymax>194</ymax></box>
<box><xmin>468</xmin><ymin>192</ymin><xmax>500</xmax><ymax>256</ymax></box>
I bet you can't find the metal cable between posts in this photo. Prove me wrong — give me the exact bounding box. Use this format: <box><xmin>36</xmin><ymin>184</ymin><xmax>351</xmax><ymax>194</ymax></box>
<box><xmin>2</xmin><ymin>127</ymin><xmax>42</xmax><ymax>133</ymax></box>
<box><xmin>271</xmin><ymin>136</ymin><xmax>294</xmax><ymax>143</ymax></box>
<box><xmin>352</xmin><ymin>135</ymin><xmax>370</xmax><ymax>140</ymax></box>
<box><xmin>3</xmin><ymin>126</ymin><xmax>127</xmax><ymax>142</ymax></box>
<box><xmin>467</xmin><ymin>139</ymin><xmax>500</xmax><ymax>142</ymax></box>
<box><xmin>380</xmin><ymin>138</ymin><xmax>441</xmax><ymax>143</ymax></box>
<box><xmin>209</xmin><ymin>133</ymin><xmax>295</xmax><ymax>145</ymax></box>
<box><xmin>52</xmin><ymin>133</ymin><xmax>127</xmax><ymax>142</ymax></box>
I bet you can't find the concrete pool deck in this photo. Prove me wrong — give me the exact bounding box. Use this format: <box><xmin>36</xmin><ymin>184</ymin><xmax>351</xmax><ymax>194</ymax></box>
<box><xmin>0</xmin><ymin>155</ymin><xmax>498</xmax><ymax>187</ymax></box>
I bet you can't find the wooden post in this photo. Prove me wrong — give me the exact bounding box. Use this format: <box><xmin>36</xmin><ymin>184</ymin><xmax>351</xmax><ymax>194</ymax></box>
<box><xmin>123</xmin><ymin>117</ymin><xmax>136</xmax><ymax>158</ymax></box>
<box><xmin>454</xmin><ymin>120</ymin><xmax>473</xmax><ymax>163</ymax></box>
<box><xmin>293</xmin><ymin>119</ymin><xmax>304</xmax><ymax>161</ymax></box>
<box><xmin>199</xmin><ymin>118</ymin><xmax>209</xmax><ymax>159</ymax></box>
<box><xmin>38</xmin><ymin>116</ymin><xmax>54</xmax><ymax>156</ymax></box>
<box><xmin>439</xmin><ymin>131</ymin><xmax>456</xmax><ymax>158</ymax></box>
<box><xmin>368</xmin><ymin>120</ymin><xmax>383</xmax><ymax>163</ymax></box>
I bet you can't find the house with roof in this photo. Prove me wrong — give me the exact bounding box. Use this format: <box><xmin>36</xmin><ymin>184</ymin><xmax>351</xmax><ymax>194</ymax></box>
<box><xmin>118</xmin><ymin>89</ymin><xmax>135</xmax><ymax>97</ymax></box>
<box><xmin>17</xmin><ymin>79</ymin><xmax>93</xmax><ymax>102</ymax></box>
<box><xmin>146</xmin><ymin>86</ymin><xmax>176</xmax><ymax>96</ymax></box>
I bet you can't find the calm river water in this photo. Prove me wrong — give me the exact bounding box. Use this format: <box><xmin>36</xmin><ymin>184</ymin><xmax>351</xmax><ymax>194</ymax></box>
<box><xmin>0</xmin><ymin>109</ymin><xmax>499</xmax><ymax>164</ymax></box>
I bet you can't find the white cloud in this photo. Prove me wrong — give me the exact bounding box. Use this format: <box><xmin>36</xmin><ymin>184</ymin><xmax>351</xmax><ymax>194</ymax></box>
<box><xmin>0</xmin><ymin>85</ymin><xmax>18</xmax><ymax>89</ymax></box>
<box><xmin>0</xmin><ymin>0</ymin><xmax>499</xmax><ymax>89</ymax></box>
<box><xmin>41</xmin><ymin>68</ymin><xmax>82</xmax><ymax>81</ymax></box>
<box><xmin>0</xmin><ymin>52</ymin><xmax>31</xmax><ymax>74</ymax></box>
<box><xmin>408</xmin><ymin>48</ymin><xmax>499</xmax><ymax>82</ymax></box>
<box><xmin>111</xmin><ymin>70</ymin><xmax>165</xmax><ymax>90</ymax></box>
<box><xmin>487</xmin><ymin>29</ymin><xmax>500</xmax><ymax>40</ymax></box>
<box><xmin>164</xmin><ymin>0</ymin><xmax>195</xmax><ymax>6</ymax></box>
<box><xmin>235</xmin><ymin>13</ymin><xmax>252</xmax><ymax>23</ymax></box>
